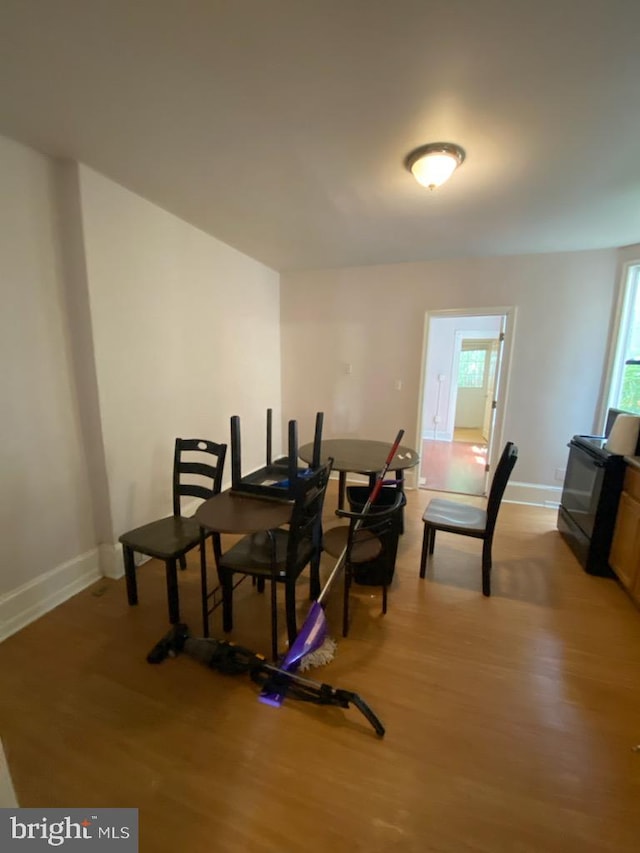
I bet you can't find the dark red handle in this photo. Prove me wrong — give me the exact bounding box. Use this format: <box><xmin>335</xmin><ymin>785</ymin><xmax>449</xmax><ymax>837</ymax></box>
<box><xmin>367</xmin><ymin>429</ymin><xmax>405</xmax><ymax>506</ymax></box>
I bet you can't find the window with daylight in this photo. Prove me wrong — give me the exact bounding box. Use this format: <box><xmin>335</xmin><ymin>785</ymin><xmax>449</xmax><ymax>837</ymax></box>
<box><xmin>458</xmin><ymin>348</ymin><xmax>486</xmax><ymax>388</ymax></box>
<box><xmin>607</xmin><ymin>263</ymin><xmax>640</xmax><ymax>416</ymax></box>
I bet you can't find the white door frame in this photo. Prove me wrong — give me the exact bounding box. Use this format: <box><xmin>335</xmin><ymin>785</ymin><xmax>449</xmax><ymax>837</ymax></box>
<box><xmin>416</xmin><ymin>306</ymin><xmax>517</xmax><ymax>489</ymax></box>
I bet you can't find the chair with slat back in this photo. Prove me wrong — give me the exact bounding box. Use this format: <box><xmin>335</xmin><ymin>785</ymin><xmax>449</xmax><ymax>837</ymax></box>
<box><xmin>120</xmin><ymin>438</ymin><xmax>226</xmax><ymax>624</ymax></box>
<box><xmin>213</xmin><ymin>459</ymin><xmax>332</xmax><ymax>660</ymax></box>
<box><xmin>419</xmin><ymin>441</ymin><xmax>518</xmax><ymax>595</ymax></box>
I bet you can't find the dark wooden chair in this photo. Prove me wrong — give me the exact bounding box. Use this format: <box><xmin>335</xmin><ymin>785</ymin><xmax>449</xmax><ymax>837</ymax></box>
<box><xmin>213</xmin><ymin>460</ymin><xmax>332</xmax><ymax>660</ymax></box>
<box><xmin>419</xmin><ymin>442</ymin><xmax>518</xmax><ymax>596</ymax></box>
<box><xmin>119</xmin><ymin>438</ymin><xmax>226</xmax><ymax>623</ymax></box>
<box><xmin>323</xmin><ymin>487</ymin><xmax>406</xmax><ymax>636</ymax></box>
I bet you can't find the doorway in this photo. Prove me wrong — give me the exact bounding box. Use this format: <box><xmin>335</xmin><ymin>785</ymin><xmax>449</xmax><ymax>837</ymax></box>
<box><xmin>417</xmin><ymin>309</ymin><xmax>513</xmax><ymax>496</ymax></box>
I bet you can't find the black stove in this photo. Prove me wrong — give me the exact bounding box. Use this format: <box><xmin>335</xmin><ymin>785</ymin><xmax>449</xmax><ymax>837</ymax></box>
<box><xmin>557</xmin><ymin>433</ymin><xmax>626</xmax><ymax>576</ymax></box>
<box><xmin>571</xmin><ymin>435</ymin><xmax>612</xmax><ymax>455</ymax></box>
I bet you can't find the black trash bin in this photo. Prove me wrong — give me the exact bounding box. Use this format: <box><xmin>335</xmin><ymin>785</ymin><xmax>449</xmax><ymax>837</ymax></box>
<box><xmin>345</xmin><ymin>486</ymin><xmax>406</xmax><ymax>586</ymax></box>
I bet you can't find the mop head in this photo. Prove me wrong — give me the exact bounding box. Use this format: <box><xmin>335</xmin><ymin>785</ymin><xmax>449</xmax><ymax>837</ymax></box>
<box><xmin>297</xmin><ymin>635</ymin><xmax>337</xmax><ymax>672</ymax></box>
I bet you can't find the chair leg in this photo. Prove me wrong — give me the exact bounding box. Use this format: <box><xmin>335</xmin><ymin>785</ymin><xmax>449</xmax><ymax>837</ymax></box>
<box><xmin>165</xmin><ymin>558</ymin><xmax>180</xmax><ymax>624</ymax></box>
<box><xmin>342</xmin><ymin>563</ymin><xmax>351</xmax><ymax>637</ymax></box>
<box><xmin>309</xmin><ymin>547</ymin><xmax>321</xmax><ymax>601</ymax></box>
<box><xmin>482</xmin><ymin>537</ymin><xmax>492</xmax><ymax>596</ymax></box>
<box><xmin>285</xmin><ymin>579</ymin><xmax>298</xmax><ymax>647</ymax></box>
<box><xmin>419</xmin><ymin>525</ymin><xmax>429</xmax><ymax>578</ymax></box>
<box><xmin>257</xmin><ymin>577</ymin><xmax>266</xmax><ymax>594</ymax></box>
<box><xmin>429</xmin><ymin>527</ymin><xmax>436</xmax><ymax>554</ymax></box>
<box><xmin>178</xmin><ymin>554</ymin><xmax>187</xmax><ymax>571</ymax></box>
<box><xmin>123</xmin><ymin>545</ymin><xmax>138</xmax><ymax>605</ymax></box>
<box><xmin>221</xmin><ymin>570</ymin><xmax>234</xmax><ymax>633</ymax></box>
<box><xmin>382</xmin><ymin>582</ymin><xmax>388</xmax><ymax>615</ymax></box>
<box><xmin>270</xmin><ymin>580</ymin><xmax>279</xmax><ymax>661</ymax></box>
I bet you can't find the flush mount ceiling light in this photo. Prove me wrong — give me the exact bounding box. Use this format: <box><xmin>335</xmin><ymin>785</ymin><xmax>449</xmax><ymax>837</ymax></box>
<box><xmin>405</xmin><ymin>142</ymin><xmax>466</xmax><ymax>190</ymax></box>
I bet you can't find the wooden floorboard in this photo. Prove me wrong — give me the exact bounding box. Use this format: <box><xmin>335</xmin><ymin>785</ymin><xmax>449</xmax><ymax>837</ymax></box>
<box><xmin>1</xmin><ymin>481</ymin><xmax>639</xmax><ymax>852</ymax></box>
<box><xmin>420</xmin><ymin>438</ymin><xmax>488</xmax><ymax>495</ymax></box>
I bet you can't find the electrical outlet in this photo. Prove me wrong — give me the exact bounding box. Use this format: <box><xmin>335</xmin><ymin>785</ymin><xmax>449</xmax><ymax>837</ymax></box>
<box><xmin>554</xmin><ymin>468</ymin><xmax>566</xmax><ymax>482</ymax></box>
<box><xmin>394</xmin><ymin>379</ymin><xmax>403</xmax><ymax>391</ymax></box>
<box><xmin>433</xmin><ymin>415</ymin><xmax>441</xmax><ymax>424</ymax></box>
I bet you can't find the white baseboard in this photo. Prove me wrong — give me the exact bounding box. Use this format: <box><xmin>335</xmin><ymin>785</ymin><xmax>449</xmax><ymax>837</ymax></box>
<box><xmin>0</xmin><ymin>550</ymin><xmax>101</xmax><ymax>643</ymax></box>
<box><xmin>504</xmin><ymin>480</ymin><xmax>561</xmax><ymax>508</ymax></box>
<box><xmin>99</xmin><ymin>542</ymin><xmax>125</xmax><ymax>579</ymax></box>
<box><xmin>415</xmin><ymin>478</ymin><xmax>560</xmax><ymax>507</ymax></box>
<box><xmin>422</xmin><ymin>431</ymin><xmax>453</xmax><ymax>442</ymax></box>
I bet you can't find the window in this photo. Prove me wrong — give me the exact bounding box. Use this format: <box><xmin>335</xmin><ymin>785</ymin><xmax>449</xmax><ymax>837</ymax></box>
<box><xmin>607</xmin><ymin>264</ymin><xmax>640</xmax><ymax>416</ymax></box>
<box><xmin>458</xmin><ymin>348</ymin><xmax>486</xmax><ymax>388</ymax></box>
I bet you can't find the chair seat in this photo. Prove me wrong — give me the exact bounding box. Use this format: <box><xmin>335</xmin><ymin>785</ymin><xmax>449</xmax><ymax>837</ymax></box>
<box><xmin>422</xmin><ymin>498</ymin><xmax>487</xmax><ymax>534</ymax></box>
<box><xmin>119</xmin><ymin>515</ymin><xmax>202</xmax><ymax>560</ymax></box>
<box><xmin>323</xmin><ymin>525</ymin><xmax>383</xmax><ymax>563</ymax></box>
<box><xmin>218</xmin><ymin>528</ymin><xmax>313</xmax><ymax>578</ymax></box>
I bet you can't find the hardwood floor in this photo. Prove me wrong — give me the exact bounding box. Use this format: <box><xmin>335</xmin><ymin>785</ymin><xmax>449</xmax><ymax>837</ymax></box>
<box><xmin>1</xmin><ymin>482</ymin><xmax>639</xmax><ymax>852</ymax></box>
<box><xmin>420</xmin><ymin>437</ymin><xmax>488</xmax><ymax>495</ymax></box>
<box><xmin>453</xmin><ymin>427</ymin><xmax>486</xmax><ymax>443</ymax></box>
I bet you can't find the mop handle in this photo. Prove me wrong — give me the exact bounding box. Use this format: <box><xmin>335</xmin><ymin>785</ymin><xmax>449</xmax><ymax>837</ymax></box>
<box><xmin>317</xmin><ymin>429</ymin><xmax>405</xmax><ymax>606</ymax></box>
<box><xmin>358</xmin><ymin>429</ymin><xmax>405</xmax><ymax>516</ymax></box>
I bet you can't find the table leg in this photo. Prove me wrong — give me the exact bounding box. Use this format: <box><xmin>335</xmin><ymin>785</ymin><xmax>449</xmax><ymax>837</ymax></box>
<box><xmin>396</xmin><ymin>469</ymin><xmax>405</xmax><ymax>533</ymax></box>
<box><xmin>123</xmin><ymin>545</ymin><xmax>138</xmax><ymax>606</ymax></box>
<box><xmin>200</xmin><ymin>528</ymin><xmax>209</xmax><ymax>637</ymax></box>
<box><xmin>338</xmin><ymin>471</ymin><xmax>347</xmax><ymax>510</ymax></box>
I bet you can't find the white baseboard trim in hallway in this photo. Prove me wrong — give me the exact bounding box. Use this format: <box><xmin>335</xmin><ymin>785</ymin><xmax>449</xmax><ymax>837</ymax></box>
<box><xmin>0</xmin><ymin>550</ymin><xmax>101</xmax><ymax>642</ymax></box>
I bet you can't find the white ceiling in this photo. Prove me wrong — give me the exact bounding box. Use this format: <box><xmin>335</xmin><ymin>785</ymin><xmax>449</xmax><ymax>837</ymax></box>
<box><xmin>2</xmin><ymin>0</ymin><xmax>640</xmax><ymax>272</ymax></box>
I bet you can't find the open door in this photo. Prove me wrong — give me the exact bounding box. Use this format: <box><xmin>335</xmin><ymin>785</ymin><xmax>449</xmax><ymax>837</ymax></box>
<box><xmin>481</xmin><ymin>339</ymin><xmax>500</xmax><ymax>441</ymax></box>
<box><xmin>418</xmin><ymin>309</ymin><xmax>513</xmax><ymax>497</ymax></box>
<box><xmin>480</xmin><ymin>325</ymin><xmax>505</xmax><ymax>492</ymax></box>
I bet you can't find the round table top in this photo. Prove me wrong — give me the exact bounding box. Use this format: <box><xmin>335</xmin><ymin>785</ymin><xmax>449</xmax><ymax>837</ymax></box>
<box><xmin>298</xmin><ymin>438</ymin><xmax>419</xmax><ymax>474</ymax></box>
<box><xmin>195</xmin><ymin>490</ymin><xmax>292</xmax><ymax>534</ymax></box>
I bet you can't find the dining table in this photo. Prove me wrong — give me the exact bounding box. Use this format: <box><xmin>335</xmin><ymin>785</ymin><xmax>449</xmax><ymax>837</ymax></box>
<box><xmin>298</xmin><ymin>437</ymin><xmax>419</xmax><ymax>510</ymax></box>
<box><xmin>195</xmin><ymin>489</ymin><xmax>293</xmax><ymax>635</ymax></box>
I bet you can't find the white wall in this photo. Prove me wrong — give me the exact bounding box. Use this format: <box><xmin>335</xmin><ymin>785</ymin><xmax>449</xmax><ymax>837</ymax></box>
<box><xmin>0</xmin><ymin>136</ymin><xmax>281</xmax><ymax>638</ymax></box>
<box><xmin>280</xmin><ymin>250</ymin><xmax>618</xmax><ymax>500</ymax></box>
<box><xmin>455</xmin><ymin>388</ymin><xmax>486</xmax><ymax>429</ymax></box>
<box><xmin>0</xmin><ymin>136</ymin><xmax>98</xmax><ymax>628</ymax></box>
<box><xmin>77</xmin><ymin>165</ymin><xmax>282</xmax><ymax>559</ymax></box>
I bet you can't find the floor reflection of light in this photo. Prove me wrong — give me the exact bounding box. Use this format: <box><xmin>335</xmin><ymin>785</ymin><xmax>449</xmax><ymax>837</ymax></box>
<box><xmin>473</xmin><ymin>455</ymin><xmax>485</xmax><ymax>465</ymax></box>
<box><xmin>528</xmin><ymin>634</ymin><xmax>588</xmax><ymax>734</ymax></box>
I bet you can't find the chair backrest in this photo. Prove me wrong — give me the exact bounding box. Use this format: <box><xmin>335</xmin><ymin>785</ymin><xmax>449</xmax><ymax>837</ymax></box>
<box><xmin>286</xmin><ymin>459</ymin><xmax>333</xmax><ymax>571</ymax></box>
<box><xmin>485</xmin><ymin>442</ymin><xmax>518</xmax><ymax>536</ymax></box>
<box><xmin>343</xmin><ymin>489</ymin><xmax>406</xmax><ymax>586</ymax></box>
<box><xmin>172</xmin><ymin>438</ymin><xmax>227</xmax><ymax>516</ymax></box>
